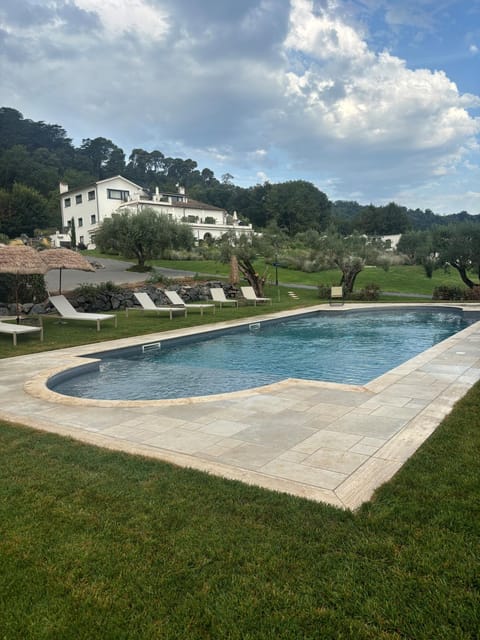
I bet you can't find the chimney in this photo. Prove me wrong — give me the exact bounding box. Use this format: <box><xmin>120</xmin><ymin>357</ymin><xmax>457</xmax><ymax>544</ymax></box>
<box><xmin>178</xmin><ymin>185</ymin><xmax>185</xmax><ymax>195</ymax></box>
<box><xmin>59</xmin><ymin>182</ymin><xmax>69</xmax><ymax>194</ymax></box>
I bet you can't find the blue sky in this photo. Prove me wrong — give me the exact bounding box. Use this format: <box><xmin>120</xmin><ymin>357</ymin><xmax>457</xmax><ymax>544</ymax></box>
<box><xmin>1</xmin><ymin>0</ymin><xmax>479</xmax><ymax>214</ymax></box>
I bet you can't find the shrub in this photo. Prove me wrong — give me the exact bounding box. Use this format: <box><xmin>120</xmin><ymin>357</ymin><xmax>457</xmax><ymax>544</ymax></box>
<box><xmin>433</xmin><ymin>284</ymin><xmax>466</xmax><ymax>300</ymax></box>
<box><xmin>349</xmin><ymin>283</ymin><xmax>381</xmax><ymax>301</ymax></box>
<box><xmin>464</xmin><ymin>285</ymin><xmax>480</xmax><ymax>301</ymax></box>
<box><xmin>73</xmin><ymin>281</ymin><xmax>123</xmax><ymax>297</ymax></box>
<box><xmin>0</xmin><ymin>273</ymin><xmax>47</xmax><ymax>304</ymax></box>
<box><xmin>148</xmin><ymin>272</ymin><xmax>173</xmax><ymax>287</ymax></box>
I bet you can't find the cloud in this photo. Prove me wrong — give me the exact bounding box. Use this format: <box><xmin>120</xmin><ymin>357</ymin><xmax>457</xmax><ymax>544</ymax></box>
<box><xmin>0</xmin><ymin>0</ymin><xmax>478</xmax><ymax>211</ymax></box>
<box><xmin>75</xmin><ymin>0</ymin><xmax>169</xmax><ymax>39</ymax></box>
<box><xmin>276</xmin><ymin>0</ymin><xmax>480</xmax><ymax>192</ymax></box>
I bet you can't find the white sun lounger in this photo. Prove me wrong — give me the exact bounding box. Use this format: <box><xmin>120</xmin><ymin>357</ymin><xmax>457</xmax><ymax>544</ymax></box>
<box><xmin>49</xmin><ymin>295</ymin><xmax>117</xmax><ymax>331</ymax></box>
<box><xmin>240</xmin><ymin>286</ymin><xmax>272</xmax><ymax>306</ymax></box>
<box><xmin>209</xmin><ymin>288</ymin><xmax>238</xmax><ymax>308</ymax></box>
<box><xmin>164</xmin><ymin>290</ymin><xmax>215</xmax><ymax>316</ymax></box>
<box><xmin>0</xmin><ymin>319</ymin><xmax>43</xmax><ymax>346</ymax></box>
<box><xmin>329</xmin><ymin>286</ymin><xmax>344</xmax><ymax>305</ymax></box>
<box><xmin>126</xmin><ymin>292</ymin><xmax>187</xmax><ymax>320</ymax></box>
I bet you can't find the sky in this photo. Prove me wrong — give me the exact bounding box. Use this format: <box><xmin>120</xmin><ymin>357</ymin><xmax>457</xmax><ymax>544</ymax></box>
<box><xmin>1</xmin><ymin>0</ymin><xmax>480</xmax><ymax>215</ymax></box>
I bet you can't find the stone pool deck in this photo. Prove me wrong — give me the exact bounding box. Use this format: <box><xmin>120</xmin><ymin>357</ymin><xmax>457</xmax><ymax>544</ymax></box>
<box><xmin>1</xmin><ymin>303</ymin><xmax>479</xmax><ymax>510</ymax></box>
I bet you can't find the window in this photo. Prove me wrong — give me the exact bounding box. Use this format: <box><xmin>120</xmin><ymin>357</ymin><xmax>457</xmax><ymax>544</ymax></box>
<box><xmin>79</xmin><ymin>236</ymin><xmax>84</xmax><ymax>245</ymax></box>
<box><xmin>107</xmin><ymin>189</ymin><xmax>130</xmax><ymax>201</ymax></box>
<box><xmin>64</xmin><ymin>198</ymin><xmax>71</xmax><ymax>208</ymax></box>
<box><xmin>90</xmin><ymin>214</ymin><xmax>96</xmax><ymax>224</ymax></box>
<box><xmin>75</xmin><ymin>194</ymin><xmax>82</xmax><ymax>204</ymax></box>
<box><xmin>78</xmin><ymin>218</ymin><xmax>83</xmax><ymax>227</ymax></box>
<box><xmin>88</xmin><ymin>190</ymin><xmax>95</xmax><ymax>201</ymax></box>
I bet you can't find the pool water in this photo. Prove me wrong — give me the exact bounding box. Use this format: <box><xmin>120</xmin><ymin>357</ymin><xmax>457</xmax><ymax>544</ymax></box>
<box><xmin>50</xmin><ymin>309</ymin><xmax>474</xmax><ymax>401</ymax></box>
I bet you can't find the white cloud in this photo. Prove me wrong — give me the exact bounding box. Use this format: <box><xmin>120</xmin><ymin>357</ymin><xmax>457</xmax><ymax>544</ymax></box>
<box><xmin>74</xmin><ymin>0</ymin><xmax>169</xmax><ymax>39</ymax></box>
<box><xmin>0</xmin><ymin>0</ymin><xmax>479</xmax><ymax>212</ymax></box>
<box><xmin>278</xmin><ymin>0</ymin><xmax>480</xmax><ymax>194</ymax></box>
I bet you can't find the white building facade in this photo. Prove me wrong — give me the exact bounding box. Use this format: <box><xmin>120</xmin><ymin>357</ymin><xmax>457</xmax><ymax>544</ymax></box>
<box><xmin>56</xmin><ymin>176</ymin><xmax>253</xmax><ymax>249</ymax></box>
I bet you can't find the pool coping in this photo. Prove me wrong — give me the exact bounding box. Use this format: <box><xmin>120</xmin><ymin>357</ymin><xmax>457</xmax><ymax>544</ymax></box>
<box><xmin>1</xmin><ymin>302</ymin><xmax>480</xmax><ymax>510</ymax></box>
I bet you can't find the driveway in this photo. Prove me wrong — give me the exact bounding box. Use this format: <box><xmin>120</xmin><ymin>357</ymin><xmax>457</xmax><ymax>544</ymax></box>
<box><xmin>45</xmin><ymin>258</ymin><xmax>141</xmax><ymax>292</ymax></box>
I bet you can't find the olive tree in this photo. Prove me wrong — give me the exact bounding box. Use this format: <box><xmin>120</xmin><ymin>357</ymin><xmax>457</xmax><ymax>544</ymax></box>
<box><xmin>94</xmin><ymin>207</ymin><xmax>194</xmax><ymax>268</ymax></box>
<box><xmin>316</xmin><ymin>229</ymin><xmax>388</xmax><ymax>294</ymax></box>
<box><xmin>432</xmin><ymin>222</ymin><xmax>480</xmax><ymax>288</ymax></box>
<box><xmin>217</xmin><ymin>231</ymin><xmax>269</xmax><ymax>297</ymax></box>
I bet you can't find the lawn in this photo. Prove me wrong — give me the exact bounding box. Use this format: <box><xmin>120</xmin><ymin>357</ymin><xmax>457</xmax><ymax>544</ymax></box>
<box><xmin>0</xmin><ymin>284</ymin><xmax>320</xmax><ymax>358</ymax></box>
<box><xmin>1</xmin><ymin>260</ymin><xmax>479</xmax><ymax>637</ymax></box>
<box><xmin>149</xmin><ymin>259</ymin><xmax>465</xmax><ymax>296</ymax></box>
<box><xmin>0</xmin><ymin>380</ymin><xmax>479</xmax><ymax>638</ymax></box>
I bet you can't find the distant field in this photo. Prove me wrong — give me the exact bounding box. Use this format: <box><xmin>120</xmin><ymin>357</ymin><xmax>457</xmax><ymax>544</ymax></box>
<box><xmin>151</xmin><ymin>259</ymin><xmax>466</xmax><ymax>296</ymax></box>
<box><xmin>84</xmin><ymin>251</ymin><xmax>471</xmax><ymax>296</ymax></box>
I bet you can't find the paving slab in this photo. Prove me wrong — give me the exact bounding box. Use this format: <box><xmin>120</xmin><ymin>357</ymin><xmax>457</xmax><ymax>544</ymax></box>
<box><xmin>1</xmin><ymin>302</ymin><xmax>479</xmax><ymax>510</ymax></box>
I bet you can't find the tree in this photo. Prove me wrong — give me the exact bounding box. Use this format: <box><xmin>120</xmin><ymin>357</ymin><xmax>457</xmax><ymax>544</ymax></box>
<box><xmin>0</xmin><ymin>144</ymin><xmax>60</xmax><ymax>195</ymax></box>
<box><xmin>397</xmin><ymin>230</ymin><xmax>434</xmax><ymax>263</ymax></box>
<box><xmin>264</xmin><ymin>180</ymin><xmax>331</xmax><ymax>235</ymax></box>
<box><xmin>93</xmin><ymin>208</ymin><xmax>194</xmax><ymax>267</ymax></box>
<box><xmin>69</xmin><ymin>217</ymin><xmax>76</xmax><ymax>249</ymax></box>
<box><xmin>0</xmin><ymin>183</ymin><xmax>50</xmax><ymax>237</ymax></box>
<box><xmin>218</xmin><ymin>232</ymin><xmax>268</xmax><ymax>297</ymax></box>
<box><xmin>80</xmin><ymin>137</ymin><xmax>125</xmax><ymax>178</ymax></box>
<box><xmin>353</xmin><ymin>202</ymin><xmax>410</xmax><ymax>235</ymax></box>
<box><xmin>432</xmin><ymin>223</ymin><xmax>480</xmax><ymax>288</ymax></box>
<box><xmin>316</xmin><ymin>229</ymin><xmax>387</xmax><ymax>293</ymax></box>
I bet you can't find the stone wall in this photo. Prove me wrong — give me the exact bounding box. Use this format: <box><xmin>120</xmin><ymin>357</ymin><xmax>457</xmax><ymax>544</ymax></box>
<box><xmin>0</xmin><ymin>282</ymin><xmax>239</xmax><ymax>317</ymax></box>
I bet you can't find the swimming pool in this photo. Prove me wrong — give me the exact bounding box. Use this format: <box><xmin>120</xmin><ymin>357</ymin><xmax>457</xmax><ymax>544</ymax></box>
<box><xmin>49</xmin><ymin>308</ymin><xmax>476</xmax><ymax>401</ymax></box>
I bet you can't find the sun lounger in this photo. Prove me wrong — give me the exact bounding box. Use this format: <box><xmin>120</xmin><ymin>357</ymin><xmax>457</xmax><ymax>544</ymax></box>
<box><xmin>0</xmin><ymin>319</ymin><xmax>43</xmax><ymax>346</ymax></box>
<box><xmin>49</xmin><ymin>295</ymin><xmax>117</xmax><ymax>331</ymax></box>
<box><xmin>126</xmin><ymin>292</ymin><xmax>187</xmax><ymax>319</ymax></box>
<box><xmin>209</xmin><ymin>288</ymin><xmax>238</xmax><ymax>308</ymax></box>
<box><xmin>240</xmin><ymin>286</ymin><xmax>272</xmax><ymax>306</ymax></box>
<box><xmin>329</xmin><ymin>286</ymin><xmax>344</xmax><ymax>305</ymax></box>
<box><xmin>164</xmin><ymin>290</ymin><xmax>215</xmax><ymax>316</ymax></box>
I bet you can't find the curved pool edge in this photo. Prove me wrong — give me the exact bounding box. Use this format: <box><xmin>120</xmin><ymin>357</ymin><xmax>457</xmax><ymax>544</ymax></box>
<box><xmin>23</xmin><ymin>301</ymin><xmax>480</xmax><ymax>408</ymax></box>
<box><xmin>3</xmin><ymin>300</ymin><xmax>479</xmax><ymax>510</ymax></box>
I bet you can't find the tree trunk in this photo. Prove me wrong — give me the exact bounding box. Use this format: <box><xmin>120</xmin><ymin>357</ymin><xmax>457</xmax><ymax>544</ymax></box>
<box><xmin>135</xmin><ymin>246</ymin><xmax>145</xmax><ymax>268</ymax></box>
<box><xmin>341</xmin><ymin>266</ymin><xmax>362</xmax><ymax>294</ymax></box>
<box><xmin>450</xmin><ymin>261</ymin><xmax>476</xmax><ymax>288</ymax></box>
<box><xmin>238</xmin><ymin>256</ymin><xmax>265</xmax><ymax>297</ymax></box>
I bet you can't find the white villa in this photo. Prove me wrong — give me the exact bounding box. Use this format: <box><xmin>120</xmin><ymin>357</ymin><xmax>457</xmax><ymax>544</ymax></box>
<box><xmin>54</xmin><ymin>175</ymin><xmax>253</xmax><ymax>249</ymax></box>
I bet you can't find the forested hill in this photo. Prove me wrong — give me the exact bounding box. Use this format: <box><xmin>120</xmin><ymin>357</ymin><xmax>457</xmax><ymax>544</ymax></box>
<box><xmin>0</xmin><ymin>106</ymin><xmax>478</xmax><ymax>239</ymax></box>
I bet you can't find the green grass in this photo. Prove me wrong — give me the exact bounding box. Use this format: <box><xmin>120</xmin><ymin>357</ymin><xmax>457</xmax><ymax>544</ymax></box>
<box><xmin>1</xmin><ymin>257</ymin><xmax>479</xmax><ymax>636</ymax></box>
<box><xmin>1</xmin><ymin>380</ymin><xmax>479</xmax><ymax>638</ymax></box>
<box><xmin>85</xmin><ymin>251</ymin><xmax>468</xmax><ymax>295</ymax></box>
<box><xmin>149</xmin><ymin>259</ymin><xmax>465</xmax><ymax>296</ymax></box>
<box><xmin>0</xmin><ymin>285</ymin><xmax>320</xmax><ymax>358</ymax></box>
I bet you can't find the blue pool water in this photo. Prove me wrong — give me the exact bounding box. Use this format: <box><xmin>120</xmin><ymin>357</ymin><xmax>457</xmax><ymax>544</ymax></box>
<box><xmin>50</xmin><ymin>309</ymin><xmax>475</xmax><ymax>401</ymax></box>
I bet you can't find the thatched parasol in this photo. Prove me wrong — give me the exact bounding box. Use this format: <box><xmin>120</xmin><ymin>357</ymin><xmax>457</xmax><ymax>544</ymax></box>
<box><xmin>40</xmin><ymin>248</ymin><xmax>95</xmax><ymax>294</ymax></box>
<box><xmin>0</xmin><ymin>245</ymin><xmax>48</xmax><ymax>320</ymax></box>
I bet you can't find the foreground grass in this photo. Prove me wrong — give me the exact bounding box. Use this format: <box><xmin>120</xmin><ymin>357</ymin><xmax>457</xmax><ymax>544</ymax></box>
<box><xmin>0</xmin><ymin>379</ymin><xmax>479</xmax><ymax>638</ymax></box>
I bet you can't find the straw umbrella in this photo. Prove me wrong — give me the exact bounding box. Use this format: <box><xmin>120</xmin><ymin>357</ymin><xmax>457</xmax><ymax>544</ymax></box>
<box><xmin>40</xmin><ymin>248</ymin><xmax>95</xmax><ymax>294</ymax></box>
<box><xmin>0</xmin><ymin>245</ymin><xmax>48</xmax><ymax>321</ymax></box>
